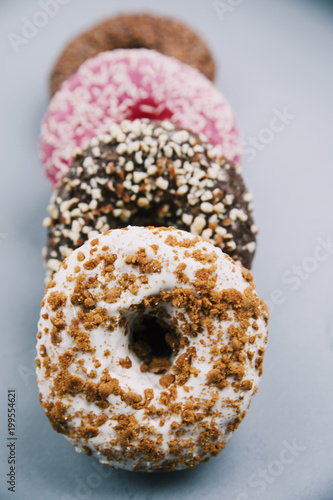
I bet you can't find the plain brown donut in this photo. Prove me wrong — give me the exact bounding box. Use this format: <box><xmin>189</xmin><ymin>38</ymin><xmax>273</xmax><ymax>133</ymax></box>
<box><xmin>50</xmin><ymin>12</ymin><xmax>216</xmax><ymax>96</ymax></box>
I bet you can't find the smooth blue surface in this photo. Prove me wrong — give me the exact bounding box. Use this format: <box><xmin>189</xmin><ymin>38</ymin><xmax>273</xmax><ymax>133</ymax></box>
<box><xmin>0</xmin><ymin>0</ymin><xmax>332</xmax><ymax>499</ymax></box>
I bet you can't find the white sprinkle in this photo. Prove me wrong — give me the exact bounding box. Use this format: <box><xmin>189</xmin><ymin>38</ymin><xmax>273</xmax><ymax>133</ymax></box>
<box><xmin>182</xmin><ymin>213</ymin><xmax>193</xmax><ymax>226</ymax></box>
<box><xmin>96</xmin><ymin>177</ymin><xmax>108</xmax><ymax>185</ymax></box>
<box><xmin>88</xmin><ymin>230</ymin><xmax>99</xmax><ymax>240</ymax></box>
<box><xmin>95</xmin><ymin>219</ymin><xmax>104</xmax><ymax>230</ymax></box>
<box><xmin>172</xmin><ymin>130</ymin><xmax>190</xmax><ymax>144</ymax></box>
<box><xmin>143</xmin><ymin>153</ymin><xmax>152</xmax><ymax>165</ymax></box>
<box><xmin>201</xmin><ymin>190</ymin><xmax>213</xmax><ymax>202</ymax></box>
<box><xmin>225</xmin><ymin>194</ymin><xmax>234</xmax><ymax>205</ymax></box>
<box><xmin>90</xmin><ymin>178</ymin><xmax>98</xmax><ymax>189</ymax></box>
<box><xmin>229</xmin><ymin>208</ymin><xmax>248</xmax><ymax>221</ymax></box>
<box><xmin>217</xmin><ymin>171</ymin><xmax>227</xmax><ymax>182</ymax></box>
<box><xmin>143</xmin><ymin>135</ymin><xmax>154</xmax><ymax>146</ymax></box>
<box><xmin>89</xmin><ymin>199</ymin><xmax>98</xmax><ymax>210</ymax></box>
<box><xmin>120</xmin><ymin>209</ymin><xmax>131</xmax><ymax>222</ymax></box>
<box><xmin>161</xmin><ymin>121</ymin><xmax>175</xmax><ymax>131</ymax></box>
<box><xmin>91</xmin><ymin>188</ymin><xmax>102</xmax><ymax>200</ymax></box>
<box><xmin>187</xmin><ymin>193</ymin><xmax>199</xmax><ymax>205</ymax></box>
<box><xmin>243</xmin><ymin>191</ymin><xmax>253</xmax><ymax>202</ymax></box>
<box><xmin>193</xmin><ymin>169</ymin><xmax>205</xmax><ymax>180</ymax></box>
<box><xmin>47</xmin><ymin>258</ymin><xmax>61</xmax><ymax>272</ymax></box>
<box><xmin>163</xmin><ymin>145</ymin><xmax>172</xmax><ymax>158</ymax></box>
<box><xmin>63</xmin><ymin>247</ymin><xmax>73</xmax><ymax>257</ymax></box>
<box><xmin>125</xmin><ymin>161</ymin><xmax>134</xmax><ymax>172</ymax></box>
<box><xmin>61</xmin><ymin>211</ymin><xmax>71</xmax><ymax>225</ymax></box>
<box><xmin>83</xmin><ymin>157</ymin><xmax>94</xmax><ymax>168</ymax></box>
<box><xmin>116</xmin><ymin>131</ymin><xmax>126</xmax><ymax>143</ymax></box>
<box><xmin>237</xmin><ymin>209</ymin><xmax>248</xmax><ymax>221</ymax></box>
<box><xmin>207</xmin><ymin>165</ymin><xmax>220</xmax><ymax>179</ymax></box>
<box><xmin>209</xmin><ymin>214</ymin><xmax>218</xmax><ymax>224</ymax></box>
<box><xmin>69</xmin><ymin>179</ymin><xmax>81</xmax><ymax>187</ymax></box>
<box><xmin>225</xmin><ymin>241</ymin><xmax>237</xmax><ymax>251</ymax></box>
<box><xmin>246</xmin><ymin>242</ymin><xmax>256</xmax><ymax>253</ymax></box>
<box><xmin>71</xmin><ymin>208</ymin><xmax>81</xmax><ymax>217</ymax></box>
<box><xmin>207</xmin><ymin>147</ymin><xmax>220</xmax><ymax>159</ymax></box>
<box><xmin>102</xmin><ymin>133</ymin><xmax>112</xmax><ymax>143</ymax></box>
<box><xmin>190</xmin><ymin>216</ymin><xmax>206</xmax><ymax>235</ymax></box>
<box><xmin>200</xmin><ymin>202</ymin><xmax>213</xmax><ymax>213</ymax></box>
<box><xmin>42</xmin><ymin>217</ymin><xmax>51</xmax><ymax>227</ymax></box>
<box><xmin>127</xmin><ymin>141</ymin><xmax>140</xmax><ymax>154</ymax></box>
<box><xmin>183</xmin><ymin>161</ymin><xmax>194</xmax><ymax>173</ymax></box>
<box><xmin>78</xmin><ymin>203</ymin><xmax>88</xmax><ymax>213</ymax></box>
<box><xmin>188</xmin><ymin>177</ymin><xmax>200</xmax><ymax>187</ymax></box>
<box><xmin>92</xmin><ymin>147</ymin><xmax>100</xmax><ymax>157</ymax></box>
<box><xmin>153</xmin><ymin>127</ymin><xmax>164</xmax><ymax>136</ymax></box>
<box><xmin>202</xmin><ymin>228</ymin><xmax>213</xmax><ymax>240</ymax></box>
<box><xmin>135</xmin><ymin>151</ymin><xmax>143</xmax><ymax>164</ymax></box>
<box><xmin>137</xmin><ymin>197</ymin><xmax>150</xmax><ymax>207</ymax></box>
<box><xmin>251</xmin><ymin>224</ymin><xmax>259</xmax><ymax>234</ymax></box>
<box><xmin>116</xmin><ymin>143</ymin><xmax>127</xmax><ymax>154</ymax></box>
<box><xmin>133</xmin><ymin>171</ymin><xmax>148</xmax><ymax>184</ymax></box>
<box><xmin>60</xmin><ymin>198</ymin><xmax>79</xmax><ymax>213</ymax></box>
<box><xmin>182</xmin><ymin>143</ymin><xmax>189</xmax><ymax>155</ymax></box>
<box><xmin>147</xmin><ymin>165</ymin><xmax>158</xmax><ymax>175</ymax></box>
<box><xmin>213</xmin><ymin>202</ymin><xmax>225</xmax><ymax>214</ymax></box>
<box><xmin>155</xmin><ymin>177</ymin><xmax>169</xmax><ymax>190</ymax></box>
<box><xmin>176</xmin><ymin>176</ymin><xmax>187</xmax><ymax>186</ymax></box>
<box><xmin>158</xmin><ymin>134</ymin><xmax>168</xmax><ymax>146</ymax></box>
<box><xmin>123</xmin><ymin>180</ymin><xmax>132</xmax><ymax>190</ymax></box>
<box><xmin>72</xmin><ymin>220</ymin><xmax>82</xmax><ymax>232</ymax></box>
<box><xmin>229</xmin><ymin>208</ymin><xmax>238</xmax><ymax>221</ymax></box>
<box><xmin>177</xmin><ymin>185</ymin><xmax>189</xmax><ymax>195</ymax></box>
<box><xmin>216</xmin><ymin>226</ymin><xmax>227</xmax><ymax>236</ymax></box>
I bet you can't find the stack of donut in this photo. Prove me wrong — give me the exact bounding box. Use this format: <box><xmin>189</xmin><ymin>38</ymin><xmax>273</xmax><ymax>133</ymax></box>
<box><xmin>36</xmin><ymin>13</ymin><xmax>269</xmax><ymax>472</ymax></box>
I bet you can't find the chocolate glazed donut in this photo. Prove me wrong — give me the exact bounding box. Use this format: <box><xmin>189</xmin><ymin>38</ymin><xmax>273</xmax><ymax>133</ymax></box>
<box><xmin>43</xmin><ymin>119</ymin><xmax>257</xmax><ymax>283</ymax></box>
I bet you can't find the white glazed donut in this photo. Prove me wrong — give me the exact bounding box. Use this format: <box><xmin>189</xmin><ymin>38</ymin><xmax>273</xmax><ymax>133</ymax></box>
<box><xmin>36</xmin><ymin>226</ymin><xmax>268</xmax><ymax>471</ymax></box>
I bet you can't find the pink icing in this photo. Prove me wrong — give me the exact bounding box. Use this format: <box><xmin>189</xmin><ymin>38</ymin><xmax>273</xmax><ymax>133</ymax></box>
<box><xmin>40</xmin><ymin>49</ymin><xmax>242</xmax><ymax>186</ymax></box>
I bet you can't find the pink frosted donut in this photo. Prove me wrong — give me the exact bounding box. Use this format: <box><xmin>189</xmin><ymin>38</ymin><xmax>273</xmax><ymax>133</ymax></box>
<box><xmin>40</xmin><ymin>49</ymin><xmax>242</xmax><ymax>186</ymax></box>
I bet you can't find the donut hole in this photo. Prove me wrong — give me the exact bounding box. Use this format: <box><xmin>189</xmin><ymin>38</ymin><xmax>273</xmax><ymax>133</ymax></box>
<box><xmin>127</xmin><ymin>98</ymin><xmax>173</xmax><ymax>122</ymax></box>
<box><xmin>129</xmin><ymin>316</ymin><xmax>179</xmax><ymax>374</ymax></box>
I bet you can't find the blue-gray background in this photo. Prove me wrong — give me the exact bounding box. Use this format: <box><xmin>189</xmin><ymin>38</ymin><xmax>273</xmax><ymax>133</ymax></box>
<box><xmin>0</xmin><ymin>0</ymin><xmax>332</xmax><ymax>499</ymax></box>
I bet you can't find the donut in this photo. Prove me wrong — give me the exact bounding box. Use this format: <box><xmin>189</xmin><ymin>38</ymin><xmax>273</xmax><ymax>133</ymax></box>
<box><xmin>50</xmin><ymin>13</ymin><xmax>216</xmax><ymax>96</ymax></box>
<box><xmin>40</xmin><ymin>49</ymin><xmax>241</xmax><ymax>186</ymax></box>
<box><xmin>43</xmin><ymin>119</ymin><xmax>256</xmax><ymax>283</ymax></box>
<box><xmin>36</xmin><ymin>226</ymin><xmax>269</xmax><ymax>471</ymax></box>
